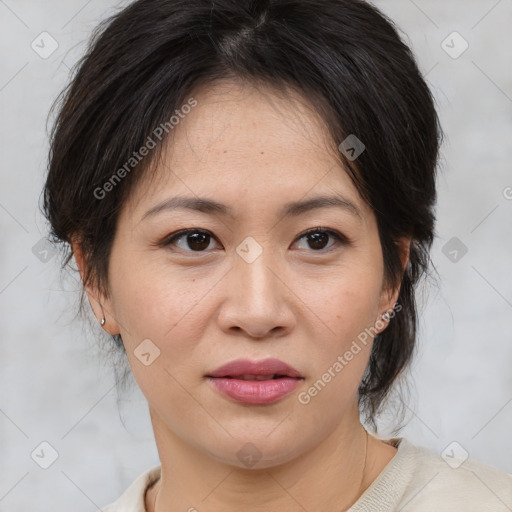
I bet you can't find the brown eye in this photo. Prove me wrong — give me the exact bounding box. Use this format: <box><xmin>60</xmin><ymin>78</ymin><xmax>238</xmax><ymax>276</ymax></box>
<box><xmin>162</xmin><ymin>229</ymin><xmax>219</xmax><ymax>252</ymax></box>
<box><xmin>295</xmin><ymin>228</ymin><xmax>348</xmax><ymax>252</ymax></box>
<box><xmin>159</xmin><ymin>227</ymin><xmax>349</xmax><ymax>254</ymax></box>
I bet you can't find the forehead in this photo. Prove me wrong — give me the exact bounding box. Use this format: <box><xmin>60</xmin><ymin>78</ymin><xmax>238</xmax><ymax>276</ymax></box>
<box><xmin>125</xmin><ymin>79</ymin><xmax>370</xmax><ymax>222</ymax></box>
<box><xmin>171</xmin><ymin>80</ymin><xmax>332</xmax><ymax>159</ymax></box>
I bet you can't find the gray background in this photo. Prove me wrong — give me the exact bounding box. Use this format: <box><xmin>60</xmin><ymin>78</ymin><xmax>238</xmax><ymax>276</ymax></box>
<box><xmin>1</xmin><ymin>0</ymin><xmax>511</xmax><ymax>510</ymax></box>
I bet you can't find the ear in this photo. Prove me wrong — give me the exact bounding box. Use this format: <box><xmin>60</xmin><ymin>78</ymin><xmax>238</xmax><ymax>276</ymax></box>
<box><xmin>375</xmin><ymin>236</ymin><xmax>411</xmax><ymax>332</ymax></box>
<box><xmin>71</xmin><ymin>238</ymin><xmax>120</xmax><ymax>335</ymax></box>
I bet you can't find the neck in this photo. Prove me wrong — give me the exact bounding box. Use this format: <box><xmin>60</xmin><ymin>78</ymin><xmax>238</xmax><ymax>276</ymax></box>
<box><xmin>146</xmin><ymin>405</ymin><xmax>379</xmax><ymax>512</ymax></box>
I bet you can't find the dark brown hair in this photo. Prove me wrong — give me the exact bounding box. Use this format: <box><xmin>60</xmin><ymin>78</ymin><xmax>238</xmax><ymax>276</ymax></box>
<box><xmin>41</xmin><ymin>0</ymin><xmax>443</xmax><ymax>430</ymax></box>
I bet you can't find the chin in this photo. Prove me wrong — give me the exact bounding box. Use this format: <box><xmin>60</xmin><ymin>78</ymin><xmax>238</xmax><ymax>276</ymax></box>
<box><xmin>200</xmin><ymin>427</ymin><xmax>314</xmax><ymax>471</ymax></box>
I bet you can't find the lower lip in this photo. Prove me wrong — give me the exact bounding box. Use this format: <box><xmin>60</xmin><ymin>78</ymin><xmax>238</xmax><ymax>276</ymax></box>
<box><xmin>208</xmin><ymin>377</ymin><xmax>302</xmax><ymax>405</ymax></box>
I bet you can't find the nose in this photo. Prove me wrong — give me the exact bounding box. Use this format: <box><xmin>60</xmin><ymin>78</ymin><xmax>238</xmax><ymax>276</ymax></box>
<box><xmin>217</xmin><ymin>246</ymin><xmax>295</xmax><ymax>340</ymax></box>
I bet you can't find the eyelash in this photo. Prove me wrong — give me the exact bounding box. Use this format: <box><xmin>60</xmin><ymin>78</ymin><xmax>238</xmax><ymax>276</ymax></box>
<box><xmin>157</xmin><ymin>227</ymin><xmax>350</xmax><ymax>254</ymax></box>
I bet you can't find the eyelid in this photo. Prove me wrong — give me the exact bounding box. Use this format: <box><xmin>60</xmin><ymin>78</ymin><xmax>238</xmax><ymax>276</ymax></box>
<box><xmin>156</xmin><ymin>228</ymin><xmax>219</xmax><ymax>250</ymax></box>
<box><xmin>293</xmin><ymin>227</ymin><xmax>351</xmax><ymax>253</ymax></box>
<box><xmin>297</xmin><ymin>226</ymin><xmax>350</xmax><ymax>244</ymax></box>
<box><xmin>156</xmin><ymin>227</ymin><xmax>351</xmax><ymax>252</ymax></box>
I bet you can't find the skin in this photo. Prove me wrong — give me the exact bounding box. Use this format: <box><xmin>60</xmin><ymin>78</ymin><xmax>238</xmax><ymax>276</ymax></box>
<box><xmin>74</xmin><ymin>79</ymin><xmax>411</xmax><ymax>512</ymax></box>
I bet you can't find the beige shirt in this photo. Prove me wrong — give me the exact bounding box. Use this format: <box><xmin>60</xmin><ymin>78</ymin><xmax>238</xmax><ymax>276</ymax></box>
<box><xmin>100</xmin><ymin>437</ymin><xmax>512</xmax><ymax>511</ymax></box>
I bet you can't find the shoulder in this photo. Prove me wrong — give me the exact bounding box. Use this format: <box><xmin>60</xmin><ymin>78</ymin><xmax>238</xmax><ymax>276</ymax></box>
<box><xmin>100</xmin><ymin>465</ymin><xmax>161</xmax><ymax>512</ymax></box>
<box><xmin>351</xmin><ymin>437</ymin><xmax>512</xmax><ymax>512</ymax></box>
<box><xmin>394</xmin><ymin>438</ymin><xmax>512</xmax><ymax>512</ymax></box>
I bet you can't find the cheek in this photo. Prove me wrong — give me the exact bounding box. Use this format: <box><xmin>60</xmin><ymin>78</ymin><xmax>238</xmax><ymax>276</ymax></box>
<box><xmin>109</xmin><ymin>248</ymin><xmax>192</xmax><ymax>336</ymax></box>
<box><xmin>322</xmin><ymin>270</ymin><xmax>382</xmax><ymax>338</ymax></box>
<box><xmin>300</xmin><ymin>295</ymin><xmax>377</xmax><ymax>414</ymax></box>
<box><xmin>304</xmin><ymin>267</ymin><xmax>382</xmax><ymax>386</ymax></box>
<box><xmin>108</xmin><ymin>254</ymin><xmax>211</xmax><ymax>382</ymax></box>
<box><xmin>109</xmin><ymin>263</ymin><xmax>205</xmax><ymax>412</ymax></box>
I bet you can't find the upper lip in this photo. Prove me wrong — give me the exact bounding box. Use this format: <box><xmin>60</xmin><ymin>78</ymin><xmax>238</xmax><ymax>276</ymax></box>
<box><xmin>207</xmin><ymin>358</ymin><xmax>303</xmax><ymax>379</ymax></box>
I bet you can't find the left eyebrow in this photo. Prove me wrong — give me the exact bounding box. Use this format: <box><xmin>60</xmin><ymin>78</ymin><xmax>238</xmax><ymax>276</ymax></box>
<box><xmin>140</xmin><ymin>194</ymin><xmax>363</xmax><ymax>222</ymax></box>
<box><xmin>281</xmin><ymin>195</ymin><xmax>363</xmax><ymax>221</ymax></box>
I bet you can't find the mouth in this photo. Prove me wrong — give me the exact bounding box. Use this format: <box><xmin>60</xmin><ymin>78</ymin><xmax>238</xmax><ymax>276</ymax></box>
<box><xmin>207</xmin><ymin>357</ymin><xmax>303</xmax><ymax>379</ymax></box>
<box><xmin>214</xmin><ymin>374</ymin><xmax>297</xmax><ymax>380</ymax></box>
<box><xmin>206</xmin><ymin>358</ymin><xmax>304</xmax><ymax>405</ymax></box>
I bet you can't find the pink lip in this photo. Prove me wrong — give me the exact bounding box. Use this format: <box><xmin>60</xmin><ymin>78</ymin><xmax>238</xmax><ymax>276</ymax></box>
<box><xmin>208</xmin><ymin>358</ymin><xmax>303</xmax><ymax>379</ymax></box>
<box><xmin>206</xmin><ymin>358</ymin><xmax>304</xmax><ymax>405</ymax></box>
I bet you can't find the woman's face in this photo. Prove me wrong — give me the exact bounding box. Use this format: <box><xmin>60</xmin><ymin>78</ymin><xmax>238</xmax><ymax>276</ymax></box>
<box><xmin>83</xmin><ymin>80</ymin><xmax>405</xmax><ymax>468</ymax></box>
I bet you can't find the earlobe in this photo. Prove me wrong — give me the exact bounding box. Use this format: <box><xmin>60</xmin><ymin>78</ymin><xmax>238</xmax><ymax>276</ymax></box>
<box><xmin>376</xmin><ymin>236</ymin><xmax>412</xmax><ymax>332</ymax></box>
<box><xmin>374</xmin><ymin>304</ymin><xmax>395</xmax><ymax>334</ymax></box>
<box><xmin>71</xmin><ymin>239</ymin><xmax>97</xmax><ymax>302</ymax></box>
<box><xmin>398</xmin><ymin>236</ymin><xmax>412</xmax><ymax>273</ymax></box>
<box><xmin>71</xmin><ymin>237</ymin><xmax>86</xmax><ymax>283</ymax></box>
<box><xmin>71</xmin><ymin>237</ymin><xmax>120</xmax><ymax>335</ymax></box>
